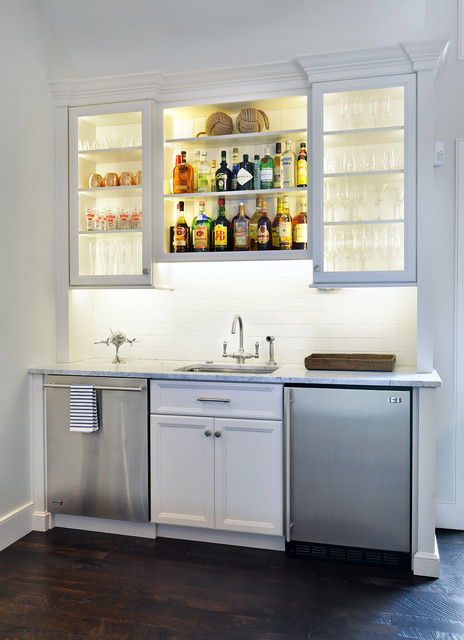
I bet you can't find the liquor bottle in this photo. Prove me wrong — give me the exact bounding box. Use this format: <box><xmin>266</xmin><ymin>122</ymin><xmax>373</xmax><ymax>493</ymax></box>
<box><xmin>272</xmin><ymin>196</ymin><xmax>283</xmax><ymax>249</ymax></box>
<box><xmin>249</xmin><ymin>197</ymin><xmax>262</xmax><ymax>251</ymax></box>
<box><xmin>253</xmin><ymin>154</ymin><xmax>260</xmax><ymax>190</ymax></box>
<box><xmin>279</xmin><ymin>195</ymin><xmax>293</xmax><ymax>250</ymax></box>
<box><xmin>192</xmin><ymin>201</ymin><xmax>211</xmax><ymax>252</ymax></box>
<box><xmin>192</xmin><ymin>150</ymin><xmax>201</xmax><ymax>192</ymax></box>
<box><xmin>257</xmin><ymin>200</ymin><xmax>272</xmax><ymax>250</ymax></box>
<box><xmin>197</xmin><ymin>151</ymin><xmax>211</xmax><ymax>193</ymax></box>
<box><xmin>212</xmin><ymin>197</ymin><xmax>229</xmax><ymax>252</ymax></box>
<box><xmin>215</xmin><ymin>150</ymin><xmax>232</xmax><ymax>192</ymax></box>
<box><xmin>260</xmin><ymin>148</ymin><xmax>275</xmax><ymax>189</ymax></box>
<box><xmin>170</xmin><ymin>154</ymin><xmax>181</xmax><ymax>193</ymax></box>
<box><xmin>173</xmin><ymin>150</ymin><xmax>194</xmax><ymax>194</ymax></box>
<box><xmin>172</xmin><ymin>201</ymin><xmax>190</xmax><ymax>253</ymax></box>
<box><xmin>210</xmin><ymin>160</ymin><xmax>216</xmax><ymax>191</ymax></box>
<box><xmin>274</xmin><ymin>142</ymin><xmax>282</xmax><ymax>189</ymax></box>
<box><xmin>292</xmin><ymin>197</ymin><xmax>308</xmax><ymax>250</ymax></box>
<box><xmin>233</xmin><ymin>202</ymin><xmax>250</xmax><ymax>251</ymax></box>
<box><xmin>281</xmin><ymin>140</ymin><xmax>296</xmax><ymax>188</ymax></box>
<box><xmin>236</xmin><ymin>154</ymin><xmax>254</xmax><ymax>191</ymax></box>
<box><xmin>297</xmin><ymin>142</ymin><xmax>308</xmax><ymax>188</ymax></box>
<box><xmin>231</xmin><ymin>147</ymin><xmax>239</xmax><ymax>190</ymax></box>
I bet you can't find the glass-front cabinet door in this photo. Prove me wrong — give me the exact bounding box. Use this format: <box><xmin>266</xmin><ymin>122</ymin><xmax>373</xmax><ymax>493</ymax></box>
<box><xmin>312</xmin><ymin>75</ymin><xmax>416</xmax><ymax>286</ymax></box>
<box><xmin>69</xmin><ymin>101</ymin><xmax>152</xmax><ymax>286</ymax></box>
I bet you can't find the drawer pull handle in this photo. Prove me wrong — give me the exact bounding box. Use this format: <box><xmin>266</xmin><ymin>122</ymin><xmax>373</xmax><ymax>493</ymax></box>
<box><xmin>197</xmin><ymin>397</ymin><xmax>231</xmax><ymax>403</ymax></box>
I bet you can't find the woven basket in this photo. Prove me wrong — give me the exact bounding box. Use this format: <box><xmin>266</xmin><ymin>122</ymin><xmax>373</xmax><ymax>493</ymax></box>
<box><xmin>304</xmin><ymin>353</ymin><xmax>396</xmax><ymax>372</ymax></box>
<box><xmin>236</xmin><ymin>108</ymin><xmax>270</xmax><ymax>134</ymax></box>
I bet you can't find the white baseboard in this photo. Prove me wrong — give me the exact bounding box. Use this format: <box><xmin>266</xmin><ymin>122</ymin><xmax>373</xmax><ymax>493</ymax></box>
<box><xmin>33</xmin><ymin>510</ymin><xmax>53</xmax><ymax>532</ymax></box>
<box><xmin>0</xmin><ymin>502</ymin><xmax>33</xmax><ymax>551</ymax></box>
<box><xmin>53</xmin><ymin>513</ymin><xmax>158</xmax><ymax>539</ymax></box>
<box><xmin>413</xmin><ymin>537</ymin><xmax>440</xmax><ymax>577</ymax></box>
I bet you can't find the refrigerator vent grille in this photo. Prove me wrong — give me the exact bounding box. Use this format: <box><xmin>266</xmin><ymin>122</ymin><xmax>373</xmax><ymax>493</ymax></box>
<box><xmin>287</xmin><ymin>541</ymin><xmax>409</xmax><ymax>568</ymax></box>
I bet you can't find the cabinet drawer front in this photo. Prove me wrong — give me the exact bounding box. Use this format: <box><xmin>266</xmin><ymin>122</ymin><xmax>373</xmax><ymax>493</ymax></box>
<box><xmin>150</xmin><ymin>380</ymin><xmax>282</xmax><ymax>420</ymax></box>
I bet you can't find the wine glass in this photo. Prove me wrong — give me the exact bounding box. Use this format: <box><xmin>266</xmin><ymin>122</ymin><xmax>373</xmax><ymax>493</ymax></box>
<box><xmin>324</xmin><ymin>226</ymin><xmax>337</xmax><ymax>272</ymax></box>
<box><xmin>382</xmin><ymin>148</ymin><xmax>395</xmax><ymax>171</ymax></box>
<box><xmin>363</xmin><ymin>149</ymin><xmax>375</xmax><ymax>172</ymax></box>
<box><xmin>372</xmin><ymin>182</ymin><xmax>387</xmax><ymax>219</ymax></box>
<box><xmin>340</xmin><ymin>96</ymin><xmax>349</xmax><ymax>128</ymax></box>
<box><xmin>337</xmin><ymin>181</ymin><xmax>351</xmax><ymax>221</ymax></box>
<box><xmin>323</xmin><ymin>180</ymin><xmax>336</xmax><ymax>222</ymax></box>
<box><xmin>369</xmin><ymin>95</ymin><xmax>379</xmax><ymax>127</ymax></box>
<box><xmin>385</xmin><ymin>225</ymin><xmax>403</xmax><ymax>270</ymax></box>
<box><xmin>343</xmin><ymin>150</ymin><xmax>356</xmax><ymax>173</ymax></box>
<box><xmin>352</xmin><ymin>179</ymin><xmax>367</xmax><ymax>221</ymax></box>
<box><xmin>389</xmin><ymin>184</ymin><xmax>405</xmax><ymax>219</ymax></box>
<box><xmin>382</xmin><ymin>92</ymin><xmax>391</xmax><ymax>122</ymax></box>
<box><xmin>352</xmin><ymin>96</ymin><xmax>364</xmax><ymax>128</ymax></box>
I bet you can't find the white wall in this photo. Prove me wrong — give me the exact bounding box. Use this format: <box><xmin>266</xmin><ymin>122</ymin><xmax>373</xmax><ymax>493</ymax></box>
<box><xmin>0</xmin><ymin>0</ymin><xmax>75</xmax><ymax>542</ymax></box>
<box><xmin>91</xmin><ymin>262</ymin><xmax>417</xmax><ymax>367</ymax></box>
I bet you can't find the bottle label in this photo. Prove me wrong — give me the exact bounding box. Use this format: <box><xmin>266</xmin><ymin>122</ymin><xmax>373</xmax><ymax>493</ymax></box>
<box><xmin>294</xmin><ymin>223</ymin><xmax>307</xmax><ymax>243</ymax></box>
<box><xmin>297</xmin><ymin>159</ymin><xmax>307</xmax><ymax>186</ymax></box>
<box><xmin>214</xmin><ymin>224</ymin><xmax>228</xmax><ymax>247</ymax></box>
<box><xmin>198</xmin><ymin>173</ymin><xmax>210</xmax><ymax>192</ymax></box>
<box><xmin>234</xmin><ymin>220</ymin><xmax>248</xmax><ymax>248</ymax></box>
<box><xmin>216</xmin><ymin>174</ymin><xmax>227</xmax><ymax>191</ymax></box>
<box><xmin>272</xmin><ymin>226</ymin><xmax>280</xmax><ymax>247</ymax></box>
<box><xmin>174</xmin><ymin>227</ymin><xmax>187</xmax><ymax>247</ymax></box>
<box><xmin>194</xmin><ymin>226</ymin><xmax>209</xmax><ymax>249</ymax></box>
<box><xmin>279</xmin><ymin>220</ymin><xmax>292</xmax><ymax>243</ymax></box>
<box><xmin>258</xmin><ymin>225</ymin><xmax>270</xmax><ymax>244</ymax></box>
<box><xmin>237</xmin><ymin>168</ymin><xmax>253</xmax><ymax>186</ymax></box>
<box><xmin>260</xmin><ymin>167</ymin><xmax>273</xmax><ymax>186</ymax></box>
<box><xmin>249</xmin><ymin>222</ymin><xmax>258</xmax><ymax>242</ymax></box>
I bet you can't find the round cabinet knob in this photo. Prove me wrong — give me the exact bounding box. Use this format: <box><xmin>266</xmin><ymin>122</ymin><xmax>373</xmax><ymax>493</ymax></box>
<box><xmin>314</xmin><ymin>264</ymin><xmax>321</xmax><ymax>272</ymax></box>
<box><xmin>204</xmin><ymin>430</ymin><xmax>212</xmax><ymax>437</ymax></box>
<box><xmin>142</xmin><ymin>268</ymin><xmax>150</xmax><ymax>275</ymax></box>
<box><xmin>214</xmin><ymin>431</ymin><xmax>222</xmax><ymax>438</ymax></box>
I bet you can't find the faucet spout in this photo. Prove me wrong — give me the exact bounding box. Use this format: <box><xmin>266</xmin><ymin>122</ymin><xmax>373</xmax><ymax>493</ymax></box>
<box><xmin>231</xmin><ymin>314</ymin><xmax>244</xmax><ymax>352</ymax></box>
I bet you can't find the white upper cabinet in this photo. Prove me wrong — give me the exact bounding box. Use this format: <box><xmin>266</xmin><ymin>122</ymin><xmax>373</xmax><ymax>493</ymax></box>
<box><xmin>68</xmin><ymin>101</ymin><xmax>153</xmax><ymax>286</ymax></box>
<box><xmin>311</xmin><ymin>74</ymin><xmax>416</xmax><ymax>286</ymax></box>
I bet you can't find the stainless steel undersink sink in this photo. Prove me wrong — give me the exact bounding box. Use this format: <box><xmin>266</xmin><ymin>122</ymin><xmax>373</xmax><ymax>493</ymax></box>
<box><xmin>175</xmin><ymin>363</ymin><xmax>279</xmax><ymax>374</ymax></box>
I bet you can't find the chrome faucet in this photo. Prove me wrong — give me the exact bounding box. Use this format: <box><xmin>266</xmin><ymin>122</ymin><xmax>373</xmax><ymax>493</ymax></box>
<box><xmin>223</xmin><ymin>314</ymin><xmax>259</xmax><ymax>364</ymax></box>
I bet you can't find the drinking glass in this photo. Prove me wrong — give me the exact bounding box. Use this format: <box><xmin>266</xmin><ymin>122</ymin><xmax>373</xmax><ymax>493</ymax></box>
<box><xmin>324</xmin><ymin>226</ymin><xmax>337</xmax><ymax>271</ymax></box>
<box><xmin>363</xmin><ymin>149</ymin><xmax>375</xmax><ymax>172</ymax></box>
<box><xmin>385</xmin><ymin>226</ymin><xmax>403</xmax><ymax>270</ymax></box>
<box><xmin>352</xmin><ymin>179</ymin><xmax>367</xmax><ymax>220</ymax></box>
<box><xmin>343</xmin><ymin>151</ymin><xmax>356</xmax><ymax>173</ymax></box>
<box><xmin>382</xmin><ymin>148</ymin><xmax>395</xmax><ymax>171</ymax></box>
<box><xmin>324</xmin><ymin>150</ymin><xmax>339</xmax><ymax>174</ymax></box>
<box><xmin>337</xmin><ymin>181</ymin><xmax>351</xmax><ymax>221</ymax></box>
<box><xmin>323</xmin><ymin>181</ymin><xmax>336</xmax><ymax>222</ymax></box>
<box><xmin>369</xmin><ymin>95</ymin><xmax>379</xmax><ymax>127</ymax></box>
<box><xmin>352</xmin><ymin>97</ymin><xmax>364</xmax><ymax>128</ymax></box>
<box><xmin>372</xmin><ymin>182</ymin><xmax>387</xmax><ymax>219</ymax></box>
<box><xmin>389</xmin><ymin>184</ymin><xmax>404</xmax><ymax>219</ymax></box>
<box><xmin>340</xmin><ymin>96</ymin><xmax>349</xmax><ymax>128</ymax></box>
<box><xmin>382</xmin><ymin>92</ymin><xmax>391</xmax><ymax>122</ymax></box>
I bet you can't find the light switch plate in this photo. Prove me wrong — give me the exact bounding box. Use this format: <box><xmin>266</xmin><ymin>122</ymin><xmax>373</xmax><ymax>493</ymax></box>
<box><xmin>434</xmin><ymin>141</ymin><xmax>445</xmax><ymax>167</ymax></box>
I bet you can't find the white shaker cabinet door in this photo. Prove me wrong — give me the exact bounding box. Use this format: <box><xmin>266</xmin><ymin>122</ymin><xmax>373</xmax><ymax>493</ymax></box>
<box><xmin>213</xmin><ymin>418</ymin><xmax>283</xmax><ymax>536</ymax></box>
<box><xmin>150</xmin><ymin>414</ymin><xmax>215</xmax><ymax>528</ymax></box>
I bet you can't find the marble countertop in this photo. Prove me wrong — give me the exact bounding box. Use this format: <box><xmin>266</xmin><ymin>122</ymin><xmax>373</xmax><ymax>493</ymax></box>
<box><xmin>29</xmin><ymin>358</ymin><xmax>442</xmax><ymax>388</ymax></box>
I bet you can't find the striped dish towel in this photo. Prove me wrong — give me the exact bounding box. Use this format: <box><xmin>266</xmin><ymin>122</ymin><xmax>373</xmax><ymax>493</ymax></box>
<box><xmin>69</xmin><ymin>385</ymin><xmax>99</xmax><ymax>432</ymax></box>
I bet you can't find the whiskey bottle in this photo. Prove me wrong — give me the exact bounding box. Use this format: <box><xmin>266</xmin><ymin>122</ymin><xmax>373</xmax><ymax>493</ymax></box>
<box><xmin>236</xmin><ymin>154</ymin><xmax>254</xmax><ymax>190</ymax></box>
<box><xmin>274</xmin><ymin>142</ymin><xmax>282</xmax><ymax>189</ymax></box>
<box><xmin>170</xmin><ymin>154</ymin><xmax>181</xmax><ymax>193</ymax></box>
<box><xmin>257</xmin><ymin>200</ymin><xmax>272</xmax><ymax>251</ymax></box>
<box><xmin>197</xmin><ymin>151</ymin><xmax>211</xmax><ymax>193</ymax></box>
<box><xmin>192</xmin><ymin>201</ymin><xmax>211</xmax><ymax>252</ymax></box>
<box><xmin>233</xmin><ymin>202</ymin><xmax>249</xmax><ymax>251</ymax></box>
<box><xmin>281</xmin><ymin>140</ymin><xmax>296</xmax><ymax>188</ymax></box>
<box><xmin>260</xmin><ymin>148</ymin><xmax>274</xmax><ymax>189</ymax></box>
<box><xmin>212</xmin><ymin>197</ymin><xmax>229</xmax><ymax>252</ymax></box>
<box><xmin>173</xmin><ymin>201</ymin><xmax>190</xmax><ymax>253</ymax></box>
<box><xmin>272</xmin><ymin>196</ymin><xmax>283</xmax><ymax>249</ymax></box>
<box><xmin>173</xmin><ymin>150</ymin><xmax>194</xmax><ymax>194</ymax></box>
<box><xmin>297</xmin><ymin>142</ymin><xmax>308</xmax><ymax>188</ymax></box>
<box><xmin>216</xmin><ymin>150</ymin><xmax>232</xmax><ymax>192</ymax></box>
<box><xmin>279</xmin><ymin>195</ymin><xmax>292</xmax><ymax>250</ymax></box>
<box><xmin>249</xmin><ymin>197</ymin><xmax>262</xmax><ymax>251</ymax></box>
<box><xmin>292</xmin><ymin>197</ymin><xmax>308</xmax><ymax>250</ymax></box>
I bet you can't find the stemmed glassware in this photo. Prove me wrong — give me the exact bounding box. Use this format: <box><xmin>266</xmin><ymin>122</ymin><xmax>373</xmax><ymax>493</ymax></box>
<box><xmin>337</xmin><ymin>181</ymin><xmax>351</xmax><ymax>221</ymax></box>
<box><xmin>389</xmin><ymin>184</ymin><xmax>405</xmax><ymax>219</ymax></box>
<box><xmin>382</xmin><ymin>92</ymin><xmax>391</xmax><ymax>121</ymax></box>
<box><xmin>372</xmin><ymin>182</ymin><xmax>387</xmax><ymax>219</ymax></box>
<box><xmin>352</xmin><ymin>179</ymin><xmax>367</xmax><ymax>221</ymax></box>
<box><xmin>340</xmin><ymin>96</ymin><xmax>349</xmax><ymax>128</ymax></box>
<box><xmin>369</xmin><ymin>95</ymin><xmax>379</xmax><ymax>127</ymax></box>
<box><xmin>352</xmin><ymin>97</ymin><xmax>364</xmax><ymax>128</ymax></box>
<box><xmin>323</xmin><ymin>180</ymin><xmax>336</xmax><ymax>222</ymax></box>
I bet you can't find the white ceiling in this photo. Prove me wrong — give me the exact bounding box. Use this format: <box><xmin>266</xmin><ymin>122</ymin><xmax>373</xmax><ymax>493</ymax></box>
<box><xmin>36</xmin><ymin>0</ymin><xmax>436</xmax><ymax>79</ymax></box>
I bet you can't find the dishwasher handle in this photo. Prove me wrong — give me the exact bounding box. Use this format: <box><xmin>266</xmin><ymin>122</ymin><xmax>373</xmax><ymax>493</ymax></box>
<box><xmin>43</xmin><ymin>383</ymin><xmax>144</xmax><ymax>392</ymax></box>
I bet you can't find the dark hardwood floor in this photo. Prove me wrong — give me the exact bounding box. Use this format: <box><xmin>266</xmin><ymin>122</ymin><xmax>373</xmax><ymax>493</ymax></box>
<box><xmin>0</xmin><ymin>528</ymin><xmax>463</xmax><ymax>639</ymax></box>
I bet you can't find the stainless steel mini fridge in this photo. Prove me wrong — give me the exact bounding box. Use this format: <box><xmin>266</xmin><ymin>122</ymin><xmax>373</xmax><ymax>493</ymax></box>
<box><xmin>45</xmin><ymin>375</ymin><xmax>149</xmax><ymax>522</ymax></box>
<box><xmin>285</xmin><ymin>386</ymin><xmax>411</xmax><ymax>567</ymax></box>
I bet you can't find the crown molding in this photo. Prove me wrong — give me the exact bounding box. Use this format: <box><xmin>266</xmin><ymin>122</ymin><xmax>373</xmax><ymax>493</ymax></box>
<box><xmin>49</xmin><ymin>71</ymin><xmax>164</xmax><ymax>107</ymax></box>
<box><xmin>296</xmin><ymin>39</ymin><xmax>450</xmax><ymax>83</ymax></box>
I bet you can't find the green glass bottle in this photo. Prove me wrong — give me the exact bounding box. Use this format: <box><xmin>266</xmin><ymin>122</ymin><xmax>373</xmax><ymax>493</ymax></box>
<box><xmin>259</xmin><ymin>148</ymin><xmax>275</xmax><ymax>189</ymax></box>
<box><xmin>192</xmin><ymin>201</ymin><xmax>211</xmax><ymax>252</ymax></box>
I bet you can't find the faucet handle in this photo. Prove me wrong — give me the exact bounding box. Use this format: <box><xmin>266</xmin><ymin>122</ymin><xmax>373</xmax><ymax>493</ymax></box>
<box><xmin>222</xmin><ymin>341</ymin><xmax>228</xmax><ymax>358</ymax></box>
<box><xmin>254</xmin><ymin>342</ymin><xmax>260</xmax><ymax>358</ymax></box>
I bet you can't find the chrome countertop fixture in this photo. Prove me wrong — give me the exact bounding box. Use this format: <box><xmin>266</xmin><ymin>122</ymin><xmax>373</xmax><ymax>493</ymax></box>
<box><xmin>223</xmin><ymin>314</ymin><xmax>259</xmax><ymax>365</ymax></box>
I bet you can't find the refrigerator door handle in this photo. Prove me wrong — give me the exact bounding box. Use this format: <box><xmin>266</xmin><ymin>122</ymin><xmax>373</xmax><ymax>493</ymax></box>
<box><xmin>284</xmin><ymin>387</ymin><xmax>293</xmax><ymax>542</ymax></box>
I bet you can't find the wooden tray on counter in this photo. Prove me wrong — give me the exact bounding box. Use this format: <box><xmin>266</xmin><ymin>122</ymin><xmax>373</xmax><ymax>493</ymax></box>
<box><xmin>304</xmin><ymin>353</ymin><xmax>396</xmax><ymax>372</ymax></box>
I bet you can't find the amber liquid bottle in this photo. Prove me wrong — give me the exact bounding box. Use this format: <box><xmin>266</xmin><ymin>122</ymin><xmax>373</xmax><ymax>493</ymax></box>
<box><xmin>279</xmin><ymin>195</ymin><xmax>293</xmax><ymax>250</ymax></box>
<box><xmin>297</xmin><ymin>142</ymin><xmax>308</xmax><ymax>188</ymax></box>
<box><xmin>212</xmin><ymin>198</ymin><xmax>229</xmax><ymax>252</ymax></box>
<box><xmin>272</xmin><ymin>196</ymin><xmax>283</xmax><ymax>249</ymax></box>
<box><xmin>172</xmin><ymin>201</ymin><xmax>190</xmax><ymax>253</ymax></box>
<box><xmin>257</xmin><ymin>200</ymin><xmax>272</xmax><ymax>250</ymax></box>
<box><xmin>173</xmin><ymin>150</ymin><xmax>194</xmax><ymax>194</ymax></box>
<box><xmin>233</xmin><ymin>202</ymin><xmax>250</xmax><ymax>251</ymax></box>
<box><xmin>292</xmin><ymin>197</ymin><xmax>308</xmax><ymax>250</ymax></box>
<box><xmin>249</xmin><ymin>197</ymin><xmax>262</xmax><ymax>251</ymax></box>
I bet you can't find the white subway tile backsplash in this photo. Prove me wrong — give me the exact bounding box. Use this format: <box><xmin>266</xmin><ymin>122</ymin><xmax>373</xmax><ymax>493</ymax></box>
<box><xmin>92</xmin><ymin>261</ymin><xmax>417</xmax><ymax>367</ymax></box>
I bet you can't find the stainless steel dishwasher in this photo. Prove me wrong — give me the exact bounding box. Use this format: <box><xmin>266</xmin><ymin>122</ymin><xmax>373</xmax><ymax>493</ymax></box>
<box><xmin>285</xmin><ymin>385</ymin><xmax>411</xmax><ymax>567</ymax></box>
<box><xmin>45</xmin><ymin>375</ymin><xmax>149</xmax><ymax>522</ymax></box>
